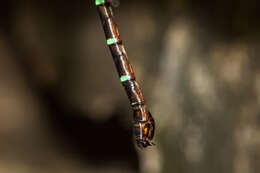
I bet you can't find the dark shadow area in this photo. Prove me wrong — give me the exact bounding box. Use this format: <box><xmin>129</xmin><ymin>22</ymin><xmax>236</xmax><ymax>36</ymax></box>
<box><xmin>42</xmin><ymin>91</ymin><xmax>138</xmax><ymax>167</ymax></box>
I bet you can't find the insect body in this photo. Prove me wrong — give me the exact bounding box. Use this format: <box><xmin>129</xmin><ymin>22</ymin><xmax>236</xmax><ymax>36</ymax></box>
<box><xmin>95</xmin><ymin>0</ymin><xmax>155</xmax><ymax>148</ymax></box>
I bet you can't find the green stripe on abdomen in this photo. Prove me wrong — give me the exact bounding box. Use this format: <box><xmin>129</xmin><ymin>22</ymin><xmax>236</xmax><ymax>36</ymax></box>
<box><xmin>95</xmin><ymin>0</ymin><xmax>105</xmax><ymax>6</ymax></box>
<box><xmin>120</xmin><ymin>75</ymin><xmax>131</xmax><ymax>82</ymax></box>
<box><xmin>107</xmin><ymin>38</ymin><xmax>118</xmax><ymax>45</ymax></box>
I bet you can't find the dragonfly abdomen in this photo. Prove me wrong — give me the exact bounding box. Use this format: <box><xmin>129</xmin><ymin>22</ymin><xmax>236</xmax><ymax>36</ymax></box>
<box><xmin>96</xmin><ymin>0</ymin><xmax>155</xmax><ymax>149</ymax></box>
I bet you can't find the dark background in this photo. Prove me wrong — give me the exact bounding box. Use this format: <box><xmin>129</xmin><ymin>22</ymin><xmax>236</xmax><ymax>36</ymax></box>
<box><xmin>0</xmin><ymin>0</ymin><xmax>260</xmax><ymax>173</ymax></box>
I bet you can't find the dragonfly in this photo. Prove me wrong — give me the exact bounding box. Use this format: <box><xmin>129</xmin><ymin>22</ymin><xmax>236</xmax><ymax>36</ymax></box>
<box><xmin>95</xmin><ymin>0</ymin><xmax>155</xmax><ymax>149</ymax></box>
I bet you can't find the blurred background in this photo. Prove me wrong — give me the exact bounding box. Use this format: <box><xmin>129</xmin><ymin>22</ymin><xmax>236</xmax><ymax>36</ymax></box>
<box><xmin>0</xmin><ymin>0</ymin><xmax>260</xmax><ymax>173</ymax></box>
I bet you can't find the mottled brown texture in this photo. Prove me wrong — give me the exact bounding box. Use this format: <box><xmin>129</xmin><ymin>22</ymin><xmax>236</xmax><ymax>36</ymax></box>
<box><xmin>96</xmin><ymin>1</ymin><xmax>155</xmax><ymax>148</ymax></box>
